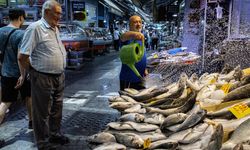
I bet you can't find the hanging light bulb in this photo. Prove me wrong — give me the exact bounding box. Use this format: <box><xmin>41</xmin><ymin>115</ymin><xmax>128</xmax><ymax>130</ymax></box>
<box><xmin>215</xmin><ymin>3</ymin><xmax>223</xmax><ymax>19</ymax></box>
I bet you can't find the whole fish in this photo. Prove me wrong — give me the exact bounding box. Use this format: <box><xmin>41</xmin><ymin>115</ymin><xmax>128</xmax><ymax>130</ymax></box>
<box><xmin>124</xmin><ymin>88</ymin><xmax>139</xmax><ymax>95</ymax></box>
<box><xmin>160</xmin><ymin>113</ymin><xmax>188</xmax><ymax>129</ymax></box>
<box><xmin>108</xmin><ymin>96</ymin><xmax>126</xmax><ymax>103</ymax></box>
<box><xmin>145</xmin><ymin>86</ymin><xmax>185</xmax><ymax>107</ymax></box>
<box><xmin>210</xmin><ymin>115</ymin><xmax>250</xmax><ymax>138</ymax></box>
<box><xmin>93</xmin><ymin>142</ymin><xmax>126</xmax><ymax>150</ymax></box>
<box><xmin>223</xmin><ymin>83</ymin><xmax>250</xmax><ymax>102</ymax></box>
<box><xmin>168</xmin><ymin>128</ymin><xmax>192</xmax><ymax>141</ymax></box>
<box><xmin>119</xmin><ymin>87</ymin><xmax>169</xmax><ymax>102</ymax></box>
<box><xmin>159</xmin><ymin>90</ymin><xmax>195</xmax><ymax>109</ymax></box>
<box><xmin>144</xmin><ymin>75</ymin><xmax>187</xmax><ymax>103</ymax></box>
<box><xmin>178</xmin><ymin>124</ymin><xmax>214</xmax><ymax>150</ymax></box>
<box><xmin>146</xmin><ymin>91</ymin><xmax>196</xmax><ymax>116</ymax></box>
<box><xmin>166</xmin><ymin>106</ymin><xmax>206</xmax><ymax>133</ymax></box>
<box><xmin>179</xmin><ymin>123</ymin><xmax>209</xmax><ymax>144</ymax></box>
<box><xmin>124</xmin><ymin>104</ymin><xmax>146</xmax><ymax>114</ymax></box>
<box><xmin>109</xmin><ymin>102</ymin><xmax>134</xmax><ymax>111</ymax></box>
<box><xmin>187</xmin><ymin>77</ymin><xmax>202</xmax><ymax>91</ymax></box>
<box><xmin>139</xmin><ymin>131</ymin><xmax>167</xmax><ymax>142</ymax></box>
<box><xmin>207</xmin><ymin>98</ymin><xmax>250</xmax><ymax>119</ymax></box>
<box><xmin>87</xmin><ymin>132</ymin><xmax>116</xmax><ymax>144</ymax></box>
<box><xmin>113</xmin><ymin>132</ymin><xmax>144</xmax><ymax>148</ymax></box>
<box><xmin>229</xmin><ymin>75</ymin><xmax>250</xmax><ymax>92</ymax></box>
<box><xmin>206</xmin><ymin>123</ymin><xmax>223</xmax><ymax>150</ymax></box>
<box><xmin>119</xmin><ymin>113</ymin><xmax>145</xmax><ymax>123</ymax></box>
<box><xmin>218</xmin><ymin>66</ymin><xmax>243</xmax><ymax>81</ymax></box>
<box><xmin>148</xmin><ymin>139</ymin><xmax>178</xmax><ymax>150</ymax></box>
<box><xmin>221</xmin><ymin>118</ymin><xmax>250</xmax><ymax>150</ymax></box>
<box><xmin>120</xmin><ymin>95</ymin><xmax>138</xmax><ymax>103</ymax></box>
<box><xmin>125</xmin><ymin>121</ymin><xmax>159</xmax><ymax>132</ymax></box>
<box><xmin>107</xmin><ymin>129</ymin><xmax>166</xmax><ymax>142</ymax></box>
<box><xmin>144</xmin><ymin>113</ymin><xmax>165</xmax><ymax>125</ymax></box>
<box><xmin>107</xmin><ymin>122</ymin><xmax>133</xmax><ymax>130</ymax></box>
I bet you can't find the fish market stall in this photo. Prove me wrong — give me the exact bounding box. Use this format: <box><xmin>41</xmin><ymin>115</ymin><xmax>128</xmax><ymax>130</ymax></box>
<box><xmin>147</xmin><ymin>47</ymin><xmax>201</xmax><ymax>85</ymax></box>
<box><xmin>87</xmin><ymin>65</ymin><xmax>250</xmax><ymax>150</ymax></box>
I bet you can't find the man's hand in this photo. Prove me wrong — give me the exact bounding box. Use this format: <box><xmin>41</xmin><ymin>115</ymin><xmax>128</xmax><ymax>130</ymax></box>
<box><xmin>15</xmin><ymin>75</ymin><xmax>24</xmax><ymax>89</ymax></box>
<box><xmin>133</xmin><ymin>32</ymin><xmax>144</xmax><ymax>41</ymax></box>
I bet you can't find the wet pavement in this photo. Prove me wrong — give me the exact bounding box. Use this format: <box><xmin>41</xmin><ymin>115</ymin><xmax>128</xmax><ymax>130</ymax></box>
<box><xmin>0</xmin><ymin>50</ymin><xmax>122</xmax><ymax>150</ymax></box>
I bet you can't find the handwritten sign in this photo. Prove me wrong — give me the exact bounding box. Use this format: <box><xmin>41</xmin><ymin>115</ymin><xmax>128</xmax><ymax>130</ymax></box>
<box><xmin>143</xmin><ymin>138</ymin><xmax>151</xmax><ymax>149</ymax></box>
<box><xmin>220</xmin><ymin>83</ymin><xmax>232</xmax><ymax>94</ymax></box>
<box><xmin>229</xmin><ymin>103</ymin><xmax>250</xmax><ymax>119</ymax></box>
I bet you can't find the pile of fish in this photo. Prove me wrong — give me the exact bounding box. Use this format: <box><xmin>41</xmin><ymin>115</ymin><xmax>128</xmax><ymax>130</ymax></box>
<box><xmin>88</xmin><ymin>65</ymin><xmax>250</xmax><ymax>150</ymax></box>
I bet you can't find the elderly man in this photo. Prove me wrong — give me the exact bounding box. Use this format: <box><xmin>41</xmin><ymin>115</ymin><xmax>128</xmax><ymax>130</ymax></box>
<box><xmin>119</xmin><ymin>15</ymin><xmax>148</xmax><ymax>90</ymax></box>
<box><xmin>18</xmin><ymin>0</ymin><xmax>68</xmax><ymax>149</ymax></box>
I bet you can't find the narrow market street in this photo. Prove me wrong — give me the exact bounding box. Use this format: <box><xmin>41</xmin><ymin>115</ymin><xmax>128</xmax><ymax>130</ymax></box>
<box><xmin>0</xmin><ymin>50</ymin><xmax>122</xmax><ymax>150</ymax></box>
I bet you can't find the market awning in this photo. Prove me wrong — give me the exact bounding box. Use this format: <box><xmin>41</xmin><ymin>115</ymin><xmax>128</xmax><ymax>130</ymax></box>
<box><xmin>103</xmin><ymin>0</ymin><xmax>124</xmax><ymax>17</ymax></box>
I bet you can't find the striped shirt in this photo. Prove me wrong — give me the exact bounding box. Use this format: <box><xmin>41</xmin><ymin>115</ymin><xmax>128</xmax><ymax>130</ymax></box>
<box><xmin>20</xmin><ymin>18</ymin><xmax>66</xmax><ymax>74</ymax></box>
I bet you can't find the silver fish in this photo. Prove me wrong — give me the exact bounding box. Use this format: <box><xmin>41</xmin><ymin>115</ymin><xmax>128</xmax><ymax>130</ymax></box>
<box><xmin>109</xmin><ymin>102</ymin><xmax>134</xmax><ymax>111</ymax></box>
<box><xmin>222</xmin><ymin>118</ymin><xmax>250</xmax><ymax>150</ymax></box>
<box><xmin>206</xmin><ymin>123</ymin><xmax>223</xmax><ymax>150</ymax></box>
<box><xmin>87</xmin><ymin>132</ymin><xmax>116</xmax><ymax>144</ymax></box>
<box><xmin>146</xmin><ymin>91</ymin><xmax>196</xmax><ymax>116</ymax></box>
<box><xmin>119</xmin><ymin>87</ymin><xmax>169</xmax><ymax>102</ymax></box>
<box><xmin>229</xmin><ymin>75</ymin><xmax>250</xmax><ymax>92</ymax></box>
<box><xmin>119</xmin><ymin>113</ymin><xmax>145</xmax><ymax>123</ymax></box>
<box><xmin>124</xmin><ymin>104</ymin><xmax>146</xmax><ymax>114</ymax></box>
<box><xmin>113</xmin><ymin>132</ymin><xmax>144</xmax><ymax>148</ymax></box>
<box><xmin>93</xmin><ymin>142</ymin><xmax>126</xmax><ymax>150</ymax></box>
<box><xmin>107</xmin><ymin>122</ymin><xmax>133</xmax><ymax>130</ymax></box>
<box><xmin>108</xmin><ymin>96</ymin><xmax>126</xmax><ymax>103</ymax></box>
<box><xmin>223</xmin><ymin>83</ymin><xmax>250</xmax><ymax>102</ymax></box>
<box><xmin>148</xmin><ymin>139</ymin><xmax>178</xmax><ymax>150</ymax></box>
<box><xmin>166</xmin><ymin>106</ymin><xmax>206</xmax><ymax>133</ymax></box>
<box><xmin>144</xmin><ymin>113</ymin><xmax>165</xmax><ymax>125</ymax></box>
<box><xmin>179</xmin><ymin>123</ymin><xmax>209</xmax><ymax>144</ymax></box>
<box><xmin>125</xmin><ymin>121</ymin><xmax>159</xmax><ymax>132</ymax></box>
<box><xmin>160</xmin><ymin>113</ymin><xmax>188</xmax><ymax>129</ymax></box>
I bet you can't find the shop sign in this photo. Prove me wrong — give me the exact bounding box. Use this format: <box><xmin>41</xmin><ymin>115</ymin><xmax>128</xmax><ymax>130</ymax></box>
<box><xmin>72</xmin><ymin>1</ymin><xmax>85</xmax><ymax>11</ymax></box>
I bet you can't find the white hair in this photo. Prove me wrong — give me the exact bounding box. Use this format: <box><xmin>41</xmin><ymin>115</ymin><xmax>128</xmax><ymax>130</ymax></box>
<box><xmin>42</xmin><ymin>0</ymin><xmax>60</xmax><ymax>17</ymax></box>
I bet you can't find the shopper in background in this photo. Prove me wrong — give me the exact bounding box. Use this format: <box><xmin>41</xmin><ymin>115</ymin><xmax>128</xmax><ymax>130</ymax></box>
<box><xmin>142</xmin><ymin>29</ymin><xmax>150</xmax><ymax>51</ymax></box>
<box><xmin>0</xmin><ymin>139</ymin><xmax>4</xmax><ymax>148</ymax></box>
<box><xmin>151</xmin><ymin>30</ymin><xmax>159</xmax><ymax>50</ymax></box>
<box><xmin>113</xmin><ymin>27</ymin><xmax>120</xmax><ymax>51</ymax></box>
<box><xmin>18</xmin><ymin>0</ymin><xmax>69</xmax><ymax>149</ymax></box>
<box><xmin>0</xmin><ymin>8</ymin><xmax>32</xmax><ymax>129</ymax></box>
<box><xmin>119</xmin><ymin>15</ymin><xmax>148</xmax><ymax>90</ymax></box>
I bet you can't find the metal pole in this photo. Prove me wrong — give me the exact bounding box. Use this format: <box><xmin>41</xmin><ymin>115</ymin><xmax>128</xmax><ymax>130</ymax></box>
<box><xmin>65</xmin><ymin>0</ymin><xmax>68</xmax><ymax>25</ymax></box>
<box><xmin>202</xmin><ymin>0</ymin><xmax>207</xmax><ymax>71</ymax></box>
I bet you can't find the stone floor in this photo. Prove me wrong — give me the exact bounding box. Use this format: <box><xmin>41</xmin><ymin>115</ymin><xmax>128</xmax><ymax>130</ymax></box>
<box><xmin>0</xmin><ymin>50</ymin><xmax>122</xmax><ymax>150</ymax></box>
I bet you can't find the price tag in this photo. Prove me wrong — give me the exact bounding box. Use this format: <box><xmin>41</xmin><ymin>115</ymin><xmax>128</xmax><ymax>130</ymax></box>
<box><xmin>143</xmin><ymin>138</ymin><xmax>151</xmax><ymax>149</ymax></box>
<box><xmin>220</xmin><ymin>83</ymin><xmax>232</xmax><ymax>94</ymax></box>
<box><xmin>229</xmin><ymin>103</ymin><xmax>250</xmax><ymax>119</ymax></box>
<box><xmin>209</xmin><ymin>78</ymin><xmax>216</xmax><ymax>84</ymax></box>
<box><xmin>153</xmin><ymin>54</ymin><xmax>158</xmax><ymax>58</ymax></box>
<box><xmin>187</xmin><ymin>88</ymin><xmax>192</xmax><ymax>94</ymax></box>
